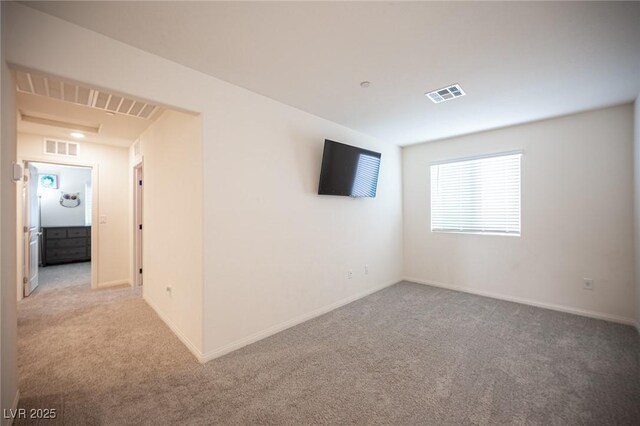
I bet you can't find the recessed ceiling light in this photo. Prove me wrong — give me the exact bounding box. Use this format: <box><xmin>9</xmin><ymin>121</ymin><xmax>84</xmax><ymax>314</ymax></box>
<box><xmin>360</xmin><ymin>81</ymin><xmax>371</xmax><ymax>88</ymax></box>
<box><xmin>70</xmin><ymin>132</ymin><xmax>85</xmax><ymax>139</ymax></box>
<box><xmin>105</xmin><ymin>112</ymin><xmax>115</xmax><ymax>116</ymax></box>
<box><xmin>425</xmin><ymin>84</ymin><xmax>466</xmax><ymax>104</ymax></box>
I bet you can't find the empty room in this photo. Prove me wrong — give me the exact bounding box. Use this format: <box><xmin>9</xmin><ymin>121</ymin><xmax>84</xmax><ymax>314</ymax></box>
<box><xmin>1</xmin><ymin>1</ymin><xmax>639</xmax><ymax>425</ymax></box>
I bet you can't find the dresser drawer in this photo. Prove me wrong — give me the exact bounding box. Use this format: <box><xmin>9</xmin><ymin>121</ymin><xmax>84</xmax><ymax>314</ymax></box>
<box><xmin>46</xmin><ymin>228</ymin><xmax>67</xmax><ymax>239</ymax></box>
<box><xmin>47</xmin><ymin>247</ymin><xmax>88</xmax><ymax>261</ymax></box>
<box><xmin>46</xmin><ymin>237</ymin><xmax>87</xmax><ymax>249</ymax></box>
<box><xmin>67</xmin><ymin>228</ymin><xmax>89</xmax><ymax>238</ymax></box>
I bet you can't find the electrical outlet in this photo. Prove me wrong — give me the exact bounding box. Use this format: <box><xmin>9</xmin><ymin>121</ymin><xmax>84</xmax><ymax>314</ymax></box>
<box><xmin>583</xmin><ymin>278</ymin><xmax>594</xmax><ymax>291</ymax></box>
<box><xmin>347</xmin><ymin>270</ymin><xmax>353</xmax><ymax>280</ymax></box>
<box><xmin>365</xmin><ymin>264</ymin><xmax>369</xmax><ymax>275</ymax></box>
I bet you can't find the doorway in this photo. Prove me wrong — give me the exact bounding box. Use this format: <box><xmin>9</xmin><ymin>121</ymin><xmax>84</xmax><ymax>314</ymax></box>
<box><xmin>22</xmin><ymin>161</ymin><xmax>95</xmax><ymax>296</ymax></box>
<box><xmin>133</xmin><ymin>162</ymin><xmax>144</xmax><ymax>287</ymax></box>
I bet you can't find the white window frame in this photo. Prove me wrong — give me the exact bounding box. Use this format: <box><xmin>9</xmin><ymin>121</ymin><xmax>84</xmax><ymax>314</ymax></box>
<box><xmin>430</xmin><ymin>150</ymin><xmax>522</xmax><ymax>236</ymax></box>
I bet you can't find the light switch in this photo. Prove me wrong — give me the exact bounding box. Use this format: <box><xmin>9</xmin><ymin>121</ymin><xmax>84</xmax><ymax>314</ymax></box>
<box><xmin>99</xmin><ymin>215</ymin><xmax>107</xmax><ymax>224</ymax></box>
<box><xmin>12</xmin><ymin>163</ymin><xmax>22</xmax><ymax>182</ymax></box>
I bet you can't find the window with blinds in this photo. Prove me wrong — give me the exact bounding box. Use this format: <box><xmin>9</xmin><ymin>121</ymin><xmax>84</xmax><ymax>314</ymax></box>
<box><xmin>430</xmin><ymin>151</ymin><xmax>521</xmax><ymax>235</ymax></box>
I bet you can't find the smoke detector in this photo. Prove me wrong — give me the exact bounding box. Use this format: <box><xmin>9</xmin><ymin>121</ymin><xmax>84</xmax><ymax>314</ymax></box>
<box><xmin>425</xmin><ymin>84</ymin><xmax>466</xmax><ymax>104</ymax></box>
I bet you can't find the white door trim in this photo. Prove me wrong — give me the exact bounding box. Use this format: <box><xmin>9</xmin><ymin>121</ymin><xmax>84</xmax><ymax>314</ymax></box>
<box><xmin>132</xmin><ymin>160</ymin><xmax>143</xmax><ymax>287</ymax></box>
<box><xmin>17</xmin><ymin>156</ymin><xmax>99</xmax><ymax>296</ymax></box>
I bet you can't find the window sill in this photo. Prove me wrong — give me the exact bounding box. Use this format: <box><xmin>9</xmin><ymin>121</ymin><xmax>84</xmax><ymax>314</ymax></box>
<box><xmin>431</xmin><ymin>229</ymin><xmax>521</xmax><ymax>237</ymax></box>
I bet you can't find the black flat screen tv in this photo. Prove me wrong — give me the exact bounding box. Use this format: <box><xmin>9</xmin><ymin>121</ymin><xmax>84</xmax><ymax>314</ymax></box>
<box><xmin>318</xmin><ymin>139</ymin><xmax>382</xmax><ymax>197</ymax></box>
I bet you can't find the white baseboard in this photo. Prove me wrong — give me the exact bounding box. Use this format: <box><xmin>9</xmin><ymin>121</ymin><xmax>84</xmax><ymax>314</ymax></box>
<box><xmin>97</xmin><ymin>279</ymin><xmax>130</xmax><ymax>289</ymax></box>
<box><xmin>142</xmin><ymin>295</ymin><xmax>205</xmax><ymax>362</ymax></box>
<box><xmin>4</xmin><ymin>390</ymin><xmax>20</xmax><ymax>426</ymax></box>
<box><xmin>404</xmin><ymin>277</ymin><xmax>636</xmax><ymax>326</ymax></box>
<box><xmin>200</xmin><ymin>279</ymin><xmax>401</xmax><ymax>363</ymax></box>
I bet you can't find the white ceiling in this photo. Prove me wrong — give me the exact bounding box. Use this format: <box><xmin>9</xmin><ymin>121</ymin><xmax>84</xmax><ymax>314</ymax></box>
<box><xmin>16</xmin><ymin>73</ymin><xmax>162</xmax><ymax>148</ymax></box>
<box><xmin>26</xmin><ymin>1</ymin><xmax>640</xmax><ymax>146</ymax></box>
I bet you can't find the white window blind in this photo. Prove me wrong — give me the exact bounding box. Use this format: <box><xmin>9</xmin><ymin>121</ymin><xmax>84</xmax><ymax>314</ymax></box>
<box><xmin>431</xmin><ymin>152</ymin><xmax>521</xmax><ymax>235</ymax></box>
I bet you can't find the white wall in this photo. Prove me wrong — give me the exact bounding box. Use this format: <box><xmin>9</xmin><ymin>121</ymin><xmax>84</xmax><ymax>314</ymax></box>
<box><xmin>634</xmin><ymin>94</ymin><xmax>640</xmax><ymax>330</ymax></box>
<box><xmin>36</xmin><ymin>163</ymin><xmax>91</xmax><ymax>227</ymax></box>
<box><xmin>202</xmin><ymin>87</ymin><xmax>403</xmax><ymax>359</ymax></box>
<box><xmin>3</xmin><ymin>3</ymin><xmax>403</xmax><ymax>362</ymax></box>
<box><xmin>133</xmin><ymin>110</ymin><xmax>204</xmax><ymax>355</ymax></box>
<box><xmin>403</xmin><ymin>105</ymin><xmax>635</xmax><ymax>324</ymax></box>
<box><xmin>17</xmin><ymin>133</ymin><xmax>130</xmax><ymax>289</ymax></box>
<box><xmin>1</xmin><ymin>2</ymin><xmax>19</xmax><ymax>421</ymax></box>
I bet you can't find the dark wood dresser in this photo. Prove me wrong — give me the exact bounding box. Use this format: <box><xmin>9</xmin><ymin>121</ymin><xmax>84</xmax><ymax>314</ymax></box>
<box><xmin>42</xmin><ymin>226</ymin><xmax>91</xmax><ymax>266</ymax></box>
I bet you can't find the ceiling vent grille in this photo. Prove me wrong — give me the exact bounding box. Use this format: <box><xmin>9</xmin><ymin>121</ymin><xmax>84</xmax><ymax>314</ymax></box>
<box><xmin>44</xmin><ymin>138</ymin><xmax>80</xmax><ymax>158</ymax></box>
<box><xmin>425</xmin><ymin>84</ymin><xmax>466</xmax><ymax>104</ymax></box>
<box><xmin>15</xmin><ymin>69</ymin><xmax>159</xmax><ymax>120</ymax></box>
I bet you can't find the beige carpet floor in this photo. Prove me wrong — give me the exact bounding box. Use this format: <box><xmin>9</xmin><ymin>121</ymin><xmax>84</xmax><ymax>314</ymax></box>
<box><xmin>35</xmin><ymin>262</ymin><xmax>92</xmax><ymax>294</ymax></box>
<box><xmin>17</xmin><ymin>279</ymin><xmax>640</xmax><ymax>425</ymax></box>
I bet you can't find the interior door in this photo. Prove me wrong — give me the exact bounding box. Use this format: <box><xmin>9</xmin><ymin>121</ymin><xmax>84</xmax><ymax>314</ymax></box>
<box><xmin>23</xmin><ymin>162</ymin><xmax>41</xmax><ymax>297</ymax></box>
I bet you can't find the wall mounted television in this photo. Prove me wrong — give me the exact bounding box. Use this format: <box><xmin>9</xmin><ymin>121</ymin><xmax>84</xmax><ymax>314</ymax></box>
<box><xmin>318</xmin><ymin>139</ymin><xmax>382</xmax><ymax>198</ymax></box>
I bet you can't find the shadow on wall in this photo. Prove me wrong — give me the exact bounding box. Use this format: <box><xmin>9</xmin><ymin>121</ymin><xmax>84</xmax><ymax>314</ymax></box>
<box><xmin>288</xmin><ymin>130</ymin><xmax>325</xmax><ymax>195</ymax></box>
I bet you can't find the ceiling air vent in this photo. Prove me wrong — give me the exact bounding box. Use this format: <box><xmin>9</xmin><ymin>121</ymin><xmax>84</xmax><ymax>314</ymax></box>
<box><xmin>44</xmin><ymin>138</ymin><xmax>80</xmax><ymax>158</ymax></box>
<box><xmin>425</xmin><ymin>84</ymin><xmax>466</xmax><ymax>104</ymax></box>
<box><xmin>15</xmin><ymin>69</ymin><xmax>160</xmax><ymax>120</ymax></box>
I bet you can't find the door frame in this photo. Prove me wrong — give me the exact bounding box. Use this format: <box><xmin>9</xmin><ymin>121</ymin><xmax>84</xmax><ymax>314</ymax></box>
<box><xmin>18</xmin><ymin>157</ymin><xmax>99</xmax><ymax>296</ymax></box>
<box><xmin>132</xmin><ymin>160</ymin><xmax>143</xmax><ymax>287</ymax></box>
